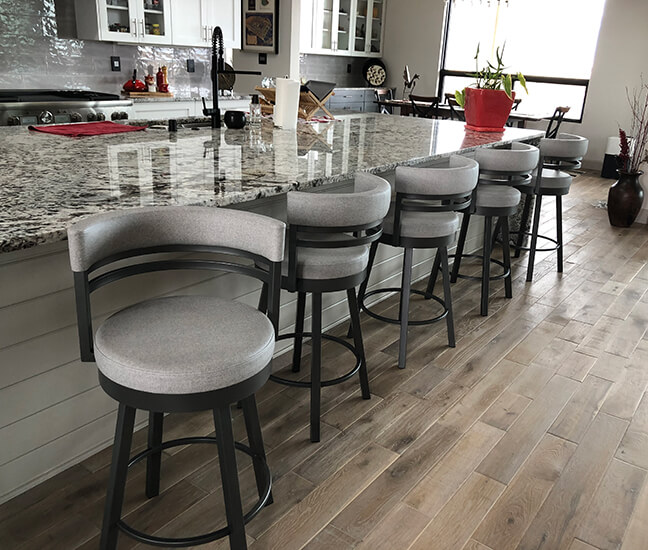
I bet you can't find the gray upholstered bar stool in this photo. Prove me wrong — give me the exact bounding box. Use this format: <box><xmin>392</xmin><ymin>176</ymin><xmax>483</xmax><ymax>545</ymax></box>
<box><xmin>512</xmin><ymin>133</ymin><xmax>589</xmax><ymax>281</ymax></box>
<box><xmin>358</xmin><ymin>156</ymin><xmax>479</xmax><ymax>369</ymax></box>
<box><xmin>443</xmin><ymin>142</ymin><xmax>539</xmax><ymax>316</ymax></box>
<box><xmin>68</xmin><ymin>206</ymin><xmax>285</xmax><ymax>550</ymax></box>
<box><xmin>264</xmin><ymin>173</ymin><xmax>391</xmax><ymax>443</ymax></box>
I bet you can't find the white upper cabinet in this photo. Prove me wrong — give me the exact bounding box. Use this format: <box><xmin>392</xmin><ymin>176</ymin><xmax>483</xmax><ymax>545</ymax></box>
<box><xmin>302</xmin><ymin>0</ymin><xmax>386</xmax><ymax>57</ymax></box>
<box><xmin>75</xmin><ymin>0</ymin><xmax>173</xmax><ymax>45</ymax></box>
<box><xmin>171</xmin><ymin>0</ymin><xmax>241</xmax><ymax>48</ymax></box>
<box><xmin>75</xmin><ymin>0</ymin><xmax>241</xmax><ymax>48</ymax></box>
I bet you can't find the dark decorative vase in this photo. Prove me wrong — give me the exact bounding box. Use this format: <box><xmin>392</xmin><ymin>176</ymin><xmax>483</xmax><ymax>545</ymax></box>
<box><xmin>607</xmin><ymin>170</ymin><xmax>644</xmax><ymax>227</ymax></box>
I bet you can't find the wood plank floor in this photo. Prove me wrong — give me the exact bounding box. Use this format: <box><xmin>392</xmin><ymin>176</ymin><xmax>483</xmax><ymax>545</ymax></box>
<box><xmin>3</xmin><ymin>172</ymin><xmax>648</xmax><ymax>550</ymax></box>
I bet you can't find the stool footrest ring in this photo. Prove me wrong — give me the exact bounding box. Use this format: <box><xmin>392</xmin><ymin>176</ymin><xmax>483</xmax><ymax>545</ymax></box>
<box><xmin>449</xmin><ymin>253</ymin><xmax>511</xmax><ymax>281</ymax></box>
<box><xmin>118</xmin><ymin>437</ymin><xmax>271</xmax><ymax>547</ymax></box>
<box><xmin>503</xmin><ymin>230</ymin><xmax>560</xmax><ymax>252</ymax></box>
<box><xmin>270</xmin><ymin>332</ymin><xmax>362</xmax><ymax>388</ymax></box>
<box><xmin>360</xmin><ymin>287</ymin><xmax>448</xmax><ymax>326</ymax></box>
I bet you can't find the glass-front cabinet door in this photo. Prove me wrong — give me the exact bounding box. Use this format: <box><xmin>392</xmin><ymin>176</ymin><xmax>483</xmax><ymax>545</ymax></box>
<box><xmin>97</xmin><ymin>0</ymin><xmax>171</xmax><ymax>44</ymax></box>
<box><xmin>306</xmin><ymin>0</ymin><xmax>385</xmax><ymax>56</ymax></box>
<box><xmin>138</xmin><ymin>0</ymin><xmax>172</xmax><ymax>44</ymax></box>
<box><xmin>101</xmin><ymin>0</ymin><xmax>139</xmax><ymax>42</ymax></box>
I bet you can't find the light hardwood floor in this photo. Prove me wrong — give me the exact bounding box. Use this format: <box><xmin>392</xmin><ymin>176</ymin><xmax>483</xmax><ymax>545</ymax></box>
<box><xmin>2</xmin><ymin>173</ymin><xmax>648</xmax><ymax>550</ymax></box>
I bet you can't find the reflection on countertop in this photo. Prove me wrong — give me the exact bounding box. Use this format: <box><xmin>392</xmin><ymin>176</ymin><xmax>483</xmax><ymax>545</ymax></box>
<box><xmin>0</xmin><ymin>114</ymin><xmax>543</xmax><ymax>253</ymax></box>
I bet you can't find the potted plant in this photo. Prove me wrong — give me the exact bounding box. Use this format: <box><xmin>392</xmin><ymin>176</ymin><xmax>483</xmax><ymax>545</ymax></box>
<box><xmin>455</xmin><ymin>44</ymin><xmax>527</xmax><ymax>132</ymax></box>
<box><xmin>607</xmin><ymin>81</ymin><xmax>648</xmax><ymax>227</ymax></box>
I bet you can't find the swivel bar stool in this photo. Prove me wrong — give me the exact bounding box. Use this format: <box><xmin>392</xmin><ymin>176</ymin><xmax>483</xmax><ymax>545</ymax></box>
<box><xmin>68</xmin><ymin>206</ymin><xmax>285</xmax><ymax>550</ymax></box>
<box><xmin>443</xmin><ymin>142</ymin><xmax>539</xmax><ymax>316</ymax></box>
<box><xmin>359</xmin><ymin>156</ymin><xmax>479</xmax><ymax>369</ymax></box>
<box><xmin>513</xmin><ymin>133</ymin><xmax>589</xmax><ymax>281</ymax></box>
<box><xmin>266</xmin><ymin>173</ymin><xmax>391</xmax><ymax>442</ymax></box>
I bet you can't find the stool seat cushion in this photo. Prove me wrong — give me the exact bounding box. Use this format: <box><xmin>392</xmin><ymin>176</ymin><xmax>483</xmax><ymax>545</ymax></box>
<box><xmin>476</xmin><ymin>184</ymin><xmax>521</xmax><ymax>208</ymax></box>
<box><xmin>535</xmin><ymin>168</ymin><xmax>572</xmax><ymax>190</ymax></box>
<box><xmin>94</xmin><ymin>296</ymin><xmax>275</xmax><ymax>394</ymax></box>
<box><xmin>383</xmin><ymin>203</ymin><xmax>460</xmax><ymax>239</ymax></box>
<box><xmin>282</xmin><ymin>241</ymin><xmax>370</xmax><ymax>280</ymax></box>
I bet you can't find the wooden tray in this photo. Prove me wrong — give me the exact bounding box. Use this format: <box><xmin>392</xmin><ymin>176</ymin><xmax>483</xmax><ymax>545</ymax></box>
<box><xmin>121</xmin><ymin>92</ymin><xmax>174</xmax><ymax>98</ymax></box>
<box><xmin>255</xmin><ymin>87</ymin><xmax>334</xmax><ymax>121</ymax></box>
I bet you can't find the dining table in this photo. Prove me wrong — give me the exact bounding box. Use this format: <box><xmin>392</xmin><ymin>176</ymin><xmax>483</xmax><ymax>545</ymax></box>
<box><xmin>375</xmin><ymin>98</ymin><xmax>553</xmax><ymax>128</ymax></box>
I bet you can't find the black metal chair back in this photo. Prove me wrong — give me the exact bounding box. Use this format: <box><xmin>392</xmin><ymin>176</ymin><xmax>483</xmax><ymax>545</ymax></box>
<box><xmin>409</xmin><ymin>94</ymin><xmax>440</xmax><ymax>119</ymax></box>
<box><xmin>545</xmin><ymin>106</ymin><xmax>570</xmax><ymax>139</ymax></box>
<box><xmin>374</xmin><ymin>88</ymin><xmax>394</xmax><ymax>114</ymax></box>
<box><xmin>444</xmin><ymin>93</ymin><xmax>465</xmax><ymax>121</ymax></box>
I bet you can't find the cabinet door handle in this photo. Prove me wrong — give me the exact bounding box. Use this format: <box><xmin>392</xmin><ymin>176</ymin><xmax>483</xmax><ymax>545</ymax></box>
<box><xmin>131</xmin><ymin>18</ymin><xmax>138</xmax><ymax>37</ymax></box>
<box><xmin>140</xmin><ymin>19</ymin><xmax>145</xmax><ymax>37</ymax></box>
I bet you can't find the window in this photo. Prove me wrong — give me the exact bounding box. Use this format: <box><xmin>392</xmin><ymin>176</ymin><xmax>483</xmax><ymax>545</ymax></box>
<box><xmin>439</xmin><ymin>0</ymin><xmax>607</xmax><ymax>120</ymax></box>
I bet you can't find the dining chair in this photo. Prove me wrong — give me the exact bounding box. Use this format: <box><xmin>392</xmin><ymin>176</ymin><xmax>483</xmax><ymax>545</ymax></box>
<box><xmin>408</xmin><ymin>94</ymin><xmax>440</xmax><ymax>119</ymax></box>
<box><xmin>375</xmin><ymin>88</ymin><xmax>394</xmax><ymax>114</ymax></box>
<box><xmin>545</xmin><ymin>106</ymin><xmax>571</xmax><ymax>139</ymax></box>
<box><xmin>444</xmin><ymin>93</ymin><xmax>465</xmax><ymax>121</ymax></box>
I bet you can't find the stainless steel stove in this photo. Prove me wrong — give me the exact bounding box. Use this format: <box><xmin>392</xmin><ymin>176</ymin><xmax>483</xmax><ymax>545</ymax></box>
<box><xmin>0</xmin><ymin>89</ymin><xmax>134</xmax><ymax>126</ymax></box>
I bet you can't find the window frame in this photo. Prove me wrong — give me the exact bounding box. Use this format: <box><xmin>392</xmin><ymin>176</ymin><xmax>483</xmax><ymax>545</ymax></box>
<box><xmin>437</xmin><ymin>2</ymin><xmax>591</xmax><ymax>124</ymax></box>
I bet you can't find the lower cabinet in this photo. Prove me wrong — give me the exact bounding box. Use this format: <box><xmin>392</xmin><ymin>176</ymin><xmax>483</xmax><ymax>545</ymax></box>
<box><xmin>326</xmin><ymin>88</ymin><xmax>381</xmax><ymax>113</ymax></box>
<box><xmin>132</xmin><ymin>98</ymin><xmax>249</xmax><ymax>120</ymax></box>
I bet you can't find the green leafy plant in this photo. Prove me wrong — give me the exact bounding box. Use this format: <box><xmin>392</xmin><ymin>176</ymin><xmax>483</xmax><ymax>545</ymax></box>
<box><xmin>454</xmin><ymin>44</ymin><xmax>528</xmax><ymax>107</ymax></box>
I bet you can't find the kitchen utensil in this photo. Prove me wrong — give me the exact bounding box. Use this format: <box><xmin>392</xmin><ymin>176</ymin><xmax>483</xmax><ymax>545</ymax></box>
<box><xmin>223</xmin><ymin>110</ymin><xmax>246</xmax><ymax>129</ymax></box>
<box><xmin>123</xmin><ymin>70</ymin><xmax>146</xmax><ymax>93</ymax></box>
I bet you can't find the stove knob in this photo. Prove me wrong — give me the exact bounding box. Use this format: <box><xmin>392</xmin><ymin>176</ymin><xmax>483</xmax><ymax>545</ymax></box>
<box><xmin>119</xmin><ymin>112</ymin><xmax>129</xmax><ymax>120</ymax></box>
<box><xmin>86</xmin><ymin>112</ymin><xmax>97</xmax><ymax>122</ymax></box>
<box><xmin>111</xmin><ymin>111</ymin><xmax>120</xmax><ymax>121</ymax></box>
<box><xmin>39</xmin><ymin>110</ymin><xmax>54</xmax><ymax>124</ymax></box>
<box><xmin>96</xmin><ymin>112</ymin><xmax>106</xmax><ymax>121</ymax></box>
<box><xmin>7</xmin><ymin>116</ymin><xmax>20</xmax><ymax>126</ymax></box>
<box><xmin>70</xmin><ymin>112</ymin><xmax>83</xmax><ymax>123</ymax></box>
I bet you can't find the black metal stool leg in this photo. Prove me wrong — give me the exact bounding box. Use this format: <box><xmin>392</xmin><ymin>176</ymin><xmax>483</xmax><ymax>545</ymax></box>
<box><xmin>425</xmin><ymin>250</ymin><xmax>441</xmax><ymax>299</ymax></box>
<box><xmin>348</xmin><ymin>240</ymin><xmax>379</xmax><ymax>338</ymax></box>
<box><xmin>398</xmin><ymin>248</ymin><xmax>414</xmax><ymax>369</ymax></box>
<box><xmin>502</xmin><ymin>217</ymin><xmax>513</xmax><ymax>299</ymax></box>
<box><xmin>451</xmin><ymin>211</ymin><xmax>471</xmax><ymax>283</ymax></box>
<box><xmin>213</xmin><ymin>406</ymin><xmax>247</xmax><ymax>550</ymax></box>
<box><xmin>347</xmin><ymin>288</ymin><xmax>370</xmax><ymax>399</ymax></box>
<box><xmin>526</xmin><ymin>194</ymin><xmax>544</xmax><ymax>282</ymax></box>
<box><xmin>310</xmin><ymin>292</ymin><xmax>323</xmax><ymax>442</ymax></box>
<box><xmin>481</xmin><ymin>216</ymin><xmax>493</xmax><ymax>316</ymax></box>
<box><xmin>100</xmin><ymin>403</ymin><xmax>136</xmax><ymax>550</ymax></box>
<box><xmin>145</xmin><ymin>411</ymin><xmax>163</xmax><ymax>499</ymax></box>
<box><xmin>242</xmin><ymin>395</ymin><xmax>273</xmax><ymax>506</ymax></box>
<box><xmin>258</xmin><ymin>282</ymin><xmax>268</xmax><ymax>315</ymax></box>
<box><xmin>292</xmin><ymin>292</ymin><xmax>306</xmax><ymax>373</ymax></box>
<box><xmin>515</xmin><ymin>194</ymin><xmax>532</xmax><ymax>258</ymax></box>
<box><xmin>556</xmin><ymin>195</ymin><xmax>564</xmax><ymax>273</ymax></box>
<box><xmin>440</xmin><ymin>246</ymin><xmax>456</xmax><ymax>348</ymax></box>
<box><xmin>491</xmin><ymin>217</ymin><xmax>503</xmax><ymax>250</ymax></box>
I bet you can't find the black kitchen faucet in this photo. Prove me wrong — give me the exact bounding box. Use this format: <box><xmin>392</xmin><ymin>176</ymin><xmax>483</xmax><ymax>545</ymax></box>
<box><xmin>202</xmin><ymin>27</ymin><xmax>262</xmax><ymax>129</ymax></box>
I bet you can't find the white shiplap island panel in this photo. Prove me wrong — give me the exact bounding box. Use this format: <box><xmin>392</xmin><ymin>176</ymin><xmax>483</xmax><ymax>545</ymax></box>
<box><xmin>0</xmin><ymin>114</ymin><xmax>542</xmax><ymax>503</ymax></box>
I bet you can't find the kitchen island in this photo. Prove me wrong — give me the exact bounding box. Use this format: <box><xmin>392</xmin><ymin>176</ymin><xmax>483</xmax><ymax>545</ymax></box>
<box><xmin>0</xmin><ymin>113</ymin><xmax>543</xmax><ymax>504</ymax></box>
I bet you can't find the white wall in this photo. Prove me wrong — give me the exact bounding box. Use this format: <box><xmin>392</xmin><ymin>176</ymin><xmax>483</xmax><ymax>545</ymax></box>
<box><xmin>232</xmin><ymin>1</ymin><xmax>301</xmax><ymax>94</ymax></box>
<box><xmin>382</xmin><ymin>0</ymin><xmax>448</xmax><ymax>98</ymax></box>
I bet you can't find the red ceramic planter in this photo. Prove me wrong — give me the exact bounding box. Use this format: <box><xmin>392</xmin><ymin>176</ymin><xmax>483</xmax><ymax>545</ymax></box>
<box><xmin>464</xmin><ymin>88</ymin><xmax>515</xmax><ymax>132</ymax></box>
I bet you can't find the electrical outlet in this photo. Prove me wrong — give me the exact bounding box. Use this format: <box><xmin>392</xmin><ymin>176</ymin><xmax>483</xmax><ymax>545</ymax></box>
<box><xmin>258</xmin><ymin>53</ymin><xmax>267</xmax><ymax>65</ymax></box>
<box><xmin>110</xmin><ymin>56</ymin><xmax>121</xmax><ymax>72</ymax></box>
<box><xmin>347</xmin><ymin>63</ymin><xmax>352</xmax><ymax>74</ymax></box>
<box><xmin>186</xmin><ymin>59</ymin><xmax>195</xmax><ymax>73</ymax></box>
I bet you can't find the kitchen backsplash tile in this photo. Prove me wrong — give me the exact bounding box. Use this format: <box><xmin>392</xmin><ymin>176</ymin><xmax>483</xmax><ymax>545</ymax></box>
<box><xmin>0</xmin><ymin>0</ymin><xmax>376</xmax><ymax>97</ymax></box>
<box><xmin>0</xmin><ymin>0</ymin><xmax>212</xmax><ymax>98</ymax></box>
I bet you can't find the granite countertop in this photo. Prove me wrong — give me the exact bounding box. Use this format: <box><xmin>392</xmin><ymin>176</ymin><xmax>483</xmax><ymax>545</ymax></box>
<box><xmin>130</xmin><ymin>95</ymin><xmax>249</xmax><ymax>103</ymax></box>
<box><xmin>0</xmin><ymin>114</ymin><xmax>543</xmax><ymax>254</ymax></box>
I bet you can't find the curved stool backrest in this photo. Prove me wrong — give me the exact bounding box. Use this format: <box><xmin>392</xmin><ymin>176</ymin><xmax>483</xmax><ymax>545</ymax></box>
<box><xmin>475</xmin><ymin>142</ymin><xmax>540</xmax><ymax>184</ymax></box>
<box><xmin>392</xmin><ymin>155</ymin><xmax>479</xmax><ymax>244</ymax></box>
<box><xmin>540</xmin><ymin>133</ymin><xmax>589</xmax><ymax>168</ymax></box>
<box><xmin>284</xmin><ymin>172</ymin><xmax>391</xmax><ymax>290</ymax></box>
<box><xmin>68</xmin><ymin>206</ymin><xmax>286</xmax><ymax>361</ymax></box>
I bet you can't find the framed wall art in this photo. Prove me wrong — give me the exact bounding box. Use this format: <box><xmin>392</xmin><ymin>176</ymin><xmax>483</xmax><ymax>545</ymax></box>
<box><xmin>243</xmin><ymin>0</ymin><xmax>279</xmax><ymax>53</ymax></box>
